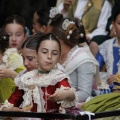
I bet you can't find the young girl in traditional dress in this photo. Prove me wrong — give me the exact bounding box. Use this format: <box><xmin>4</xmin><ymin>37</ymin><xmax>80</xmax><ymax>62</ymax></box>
<box><xmin>4</xmin><ymin>15</ymin><xmax>28</xmax><ymax>53</ymax></box>
<box><xmin>0</xmin><ymin>15</ymin><xmax>29</xmax><ymax>103</ymax></box>
<box><xmin>46</xmin><ymin>7</ymin><xmax>101</xmax><ymax>102</ymax></box>
<box><xmin>0</xmin><ymin>33</ymin><xmax>78</xmax><ymax>120</ymax></box>
<box><xmin>0</xmin><ymin>28</ymin><xmax>24</xmax><ymax>103</ymax></box>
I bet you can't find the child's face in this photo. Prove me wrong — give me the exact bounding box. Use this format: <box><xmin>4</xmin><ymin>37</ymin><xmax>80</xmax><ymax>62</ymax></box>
<box><xmin>113</xmin><ymin>14</ymin><xmax>120</xmax><ymax>39</ymax></box>
<box><xmin>22</xmin><ymin>48</ymin><xmax>37</xmax><ymax>71</ymax></box>
<box><xmin>32</xmin><ymin>12</ymin><xmax>46</xmax><ymax>34</ymax></box>
<box><xmin>5</xmin><ymin>23</ymin><xmax>26</xmax><ymax>51</ymax></box>
<box><xmin>37</xmin><ymin>40</ymin><xmax>60</xmax><ymax>72</ymax></box>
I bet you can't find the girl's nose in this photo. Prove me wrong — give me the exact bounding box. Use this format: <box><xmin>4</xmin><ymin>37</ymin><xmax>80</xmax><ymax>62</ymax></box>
<box><xmin>11</xmin><ymin>35</ymin><xmax>16</xmax><ymax>41</ymax></box>
<box><xmin>47</xmin><ymin>53</ymin><xmax>52</xmax><ymax>60</ymax></box>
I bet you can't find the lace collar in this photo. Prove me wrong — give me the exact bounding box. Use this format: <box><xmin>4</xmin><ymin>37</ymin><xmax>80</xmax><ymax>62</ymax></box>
<box><xmin>62</xmin><ymin>45</ymin><xmax>79</xmax><ymax>68</ymax></box>
<box><xmin>15</xmin><ymin>63</ymin><xmax>70</xmax><ymax>88</ymax></box>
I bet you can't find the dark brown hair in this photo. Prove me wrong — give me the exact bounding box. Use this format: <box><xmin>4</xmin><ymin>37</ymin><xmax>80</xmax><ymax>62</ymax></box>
<box><xmin>22</xmin><ymin>32</ymin><xmax>44</xmax><ymax>50</ymax></box>
<box><xmin>36</xmin><ymin>33</ymin><xmax>61</xmax><ymax>53</ymax></box>
<box><xmin>4</xmin><ymin>15</ymin><xmax>26</xmax><ymax>34</ymax></box>
<box><xmin>0</xmin><ymin>28</ymin><xmax>9</xmax><ymax>53</ymax></box>
<box><xmin>49</xmin><ymin>14</ymin><xmax>80</xmax><ymax>47</ymax></box>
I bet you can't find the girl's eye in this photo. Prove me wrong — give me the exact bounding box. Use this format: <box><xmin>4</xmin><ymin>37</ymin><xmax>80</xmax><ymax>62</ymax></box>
<box><xmin>16</xmin><ymin>34</ymin><xmax>21</xmax><ymax>37</ymax></box>
<box><xmin>41</xmin><ymin>49</ymin><xmax>48</xmax><ymax>54</ymax></box>
<box><xmin>27</xmin><ymin>56</ymin><xmax>35</xmax><ymax>61</ymax></box>
<box><xmin>42</xmin><ymin>51</ymin><xmax>47</xmax><ymax>54</ymax></box>
<box><xmin>52</xmin><ymin>51</ymin><xmax>59</xmax><ymax>55</ymax></box>
<box><xmin>7</xmin><ymin>33</ymin><xmax>12</xmax><ymax>36</ymax></box>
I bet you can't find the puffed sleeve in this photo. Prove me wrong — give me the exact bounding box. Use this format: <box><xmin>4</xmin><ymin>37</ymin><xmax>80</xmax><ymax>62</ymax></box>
<box><xmin>8</xmin><ymin>87</ymin><xmax>24</xmax><ymax>107</ymax></box>
<box><xmin>76</xmin><ymin>62</ymin><xmax>95</xmax><ymax>102</ymax></box>
<box><xmin>55</xmin><ymin>79</ymin><xmax>78</xmax><ymax>111</ymax></box>
<box><xmin>56</xmin><ymin>78</ymin><xmax>71</xmax><ymax>88</ymax></box>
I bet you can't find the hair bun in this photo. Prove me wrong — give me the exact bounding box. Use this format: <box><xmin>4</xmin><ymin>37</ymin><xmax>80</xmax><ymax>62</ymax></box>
<box><xmin>52</xmin><ymin>14</ymin><xmax>63</xmax><ymax>22</ymax></box>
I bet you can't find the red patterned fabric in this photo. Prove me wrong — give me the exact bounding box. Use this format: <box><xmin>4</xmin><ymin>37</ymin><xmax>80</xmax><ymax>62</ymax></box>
<box><xmin>8</xmin><ymin>79</ymin><xmax>70</xmax><ymax>112</ymax></box>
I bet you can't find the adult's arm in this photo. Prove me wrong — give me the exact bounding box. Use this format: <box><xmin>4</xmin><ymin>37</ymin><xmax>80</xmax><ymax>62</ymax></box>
<box><xmin>76</xmin><ymin>62</ymin><xmax>95</xmax><ymax>102</ymax></box>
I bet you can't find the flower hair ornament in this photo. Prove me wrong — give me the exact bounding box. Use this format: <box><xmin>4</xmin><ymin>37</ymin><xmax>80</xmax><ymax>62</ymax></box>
<box><xmin>0</xmin><ymin>28</ymin><xmax>9</xmax><ymax>42</ymax></box>
<box><xmin>62</xmin><ymin>19</ymin><xmax>75</xmax><ymax>40</ymax></box>
<box><xmin>48</xmin><ymin>7</ymin><xmax>59</xmax><ymax>25</ymax></box>
<box><xmin>49</xmin><ymin>7</ymin><xmax>59</xmax><ymax>18</ymax></box>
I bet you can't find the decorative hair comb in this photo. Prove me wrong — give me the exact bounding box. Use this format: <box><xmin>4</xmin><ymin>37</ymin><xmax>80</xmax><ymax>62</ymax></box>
<box><xmin>62</xmin><ymin>19</ymin><xmax>75</xmax><ymax>40</ymax></box>
<box><xmin>49</xmin><ymin>7</ymin><xmax>59</xmax><ymax>19</ymax></box>
<box><xmin>62</xmin><ymin>19</ymin><xmax>75</xmax><ymax>30</ymax></box>
<box><xmin>48</xmin><ymin>7</ymin><xmax>59</xmax><ymax>25</ymax></box>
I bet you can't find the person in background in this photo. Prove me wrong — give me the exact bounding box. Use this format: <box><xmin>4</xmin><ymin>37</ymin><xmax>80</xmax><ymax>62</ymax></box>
<box><xmin>32</xmin><ymin>7</ymin><xmax>50</xmax><ymax>34</ymax></box>
<box><xmin>46</xmin><ymin>7</ymin><xmax>101</xmax><ymax>102</ymax></box>
<box><xmin>21</xmin><ymin>32</ymin><xmax>44</xmax><ymax>72</ymax></box>
<box><xmin>0</xmin><ymin>28</ymin><xmax>24</xmax><ymax>103</ymax></box>
<box><xmin>56</xmin><ymin>0</ymin><xmax>112</xmax><ymax>42</ymax></box>
<box><xmin>95</xmin><ymin>7</ymin><xmax>120</xmax><ymax>92</ymax></box>
<box><xmin>4</xmin><ymin>14</ymin><xmax>28</xmax><ymax>54</ymax></box>
<box><xmin>89</xmin><ymin>0</ymin><xmax>120</xmax><ymax>56</ymax></box>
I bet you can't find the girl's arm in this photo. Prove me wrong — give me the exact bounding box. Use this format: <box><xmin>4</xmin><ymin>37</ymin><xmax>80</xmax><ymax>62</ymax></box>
<box><xmin>48</xmin><ymin>79</ymin><xmax>75</xmax><ymax>102</ymax></box>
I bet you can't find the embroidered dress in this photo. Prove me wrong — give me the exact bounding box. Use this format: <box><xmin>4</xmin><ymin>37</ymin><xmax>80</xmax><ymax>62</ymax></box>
<box><xmin>0</xmin><ymin>48</ymin><xmax>25</xmax><ymax>103</ymax></box>
<box><xmin>98</xmin><ymin>37</ymin><xmax>120</xmax><ymax>76</ymax></box>
<box><xmin>96</xmin><ymin>37</ymin><xmax>120</xmax><ymax>93</ymax></box>
<box><xmin>0</xmin><ymin>64</ymin><xmax>78</xmax><ymax>120</ymax></box>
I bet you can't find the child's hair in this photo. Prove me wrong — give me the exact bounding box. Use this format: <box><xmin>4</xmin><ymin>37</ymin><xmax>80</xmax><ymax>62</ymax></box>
<box><xmin>4</xmin><ymin>15</ymin><xmax>26</xmax><ymax>34</ymax></box>
<box><xmin>22</xmin><ymin>32</ymin><xmax>44</xmax><ymax>50</ymax></box>
<box><xmin>35</xmin><ymin>7</ymin><xmax>50</xmax><ymax>27</ymax></box>
<box><xmin>36</xmin><ymin>33</ymin><xmax>61</xmax><ymax>53</ymax></box>
<box><xmin>72</xmin><ymin>18</ymin><xmax>88</xmax><ymax>44</ymax></box>
<box><xmin>112</xmin><ymin>7</ymin><xmax>120</xmax><ymax>21</ymax></box>
<box><xmin>0</xmin><ymin>28</ymin><xmax>9</xmax><ymax>53</ymax></box>
<box><xmin>49</xmin><ymin>14</ymin><xmax>80</xmax><ymax>47</ymax></box>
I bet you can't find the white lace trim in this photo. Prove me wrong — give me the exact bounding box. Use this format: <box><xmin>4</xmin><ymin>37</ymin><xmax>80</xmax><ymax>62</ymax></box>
<box><xmin>15</xmin><ymin>64</ymin><xmax>70</xmax><ymax>88</ymax></box>
<box><xmin>1</xmin><ymin>48</ymin><xmax>23</xmax><ymax>70</ymax></box>
<box><xmin>0</xmin><ymin>100</ymin><xmax>13</xmax><ymax>111</ymax></box>
<box><xmin>106</xmin><ymin>39</ymin><xmax>114</xmax><ymax>76</ymax></box>
<box><xmin>100</xmin><ymin>37</ymin><xmax>119</xmax><ymax>76</ymax></box>
<box><xmin>63</xmin><ymin>45</ymin><xmax>97</xmax><ymax>74</ymax></box>
<box><xmin>62</xmin><ymin>45</ymin><xmax>101</xmax><ymax>85</ymax></box>
<box><xmin>56</xmin><ymin>86</ymin><xmax>79</xmax><ymax>113</ymax></box>
<box><xmin>57</xmin><ymin>86</ymin><xmax>78</xmax><ymax>107</ymax></box>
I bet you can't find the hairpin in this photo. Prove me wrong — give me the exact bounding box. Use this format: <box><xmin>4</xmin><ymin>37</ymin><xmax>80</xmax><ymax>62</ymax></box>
<box><xmin>80</xmin><ymin>33</ymin><xmax>84</xmax><ymax>38</ymax></box>
<box><xmin>62</xmin><ymin>19</ymin><xmax>75</xmax><ymax>40</ymax></box>
<box><xmin>62</xmin><ymin>19</ymin><xmax>75</xmax><ymax>30</ymax></box>
<box><xmin>49</xmin><ymin>7</ymin><xmax>59</xmax><ymax>19</ymax></box>
<box><xmin>49</xmin><ymin>34</ymin><xmax>52</xmax><ymax>40</ymax></box>
<box><xmin>48</xmin><ymin>7</ymin><xmax>59</xmax><ymax>25</ymax></box>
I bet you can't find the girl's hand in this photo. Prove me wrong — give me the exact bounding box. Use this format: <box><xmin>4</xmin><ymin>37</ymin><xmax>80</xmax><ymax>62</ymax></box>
<box><xmin>107</xmin><ymin>75</ymin><xmax>117</xmax><ymax>85</ymax></box>
<box><xmin>47</xmin><ymin>89</ymin><xmax>75</xmax><ymax>102</ymax></box>
<box><xmin>0</xmin><ymin>69</ymin><xmax>17</xmax><ymax>79</ymax></box>
<box><xmin>47</xmin><ymin>90</ymin><xmax>69</xmax><ymax>102</ymax></box>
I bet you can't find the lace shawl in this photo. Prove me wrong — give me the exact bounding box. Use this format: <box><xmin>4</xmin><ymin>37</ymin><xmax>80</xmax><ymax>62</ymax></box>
<box><xmin>14</xmin><ymin>63</ymin><xmax>78</xmax><ymax>112</ymax></box>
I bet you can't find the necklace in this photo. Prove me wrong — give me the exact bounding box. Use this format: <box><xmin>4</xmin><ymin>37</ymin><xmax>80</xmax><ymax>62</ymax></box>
<box><xmin>38</xmin><ymin>70</ymin><xmax>50</xmax><ymax>74</ymax></box>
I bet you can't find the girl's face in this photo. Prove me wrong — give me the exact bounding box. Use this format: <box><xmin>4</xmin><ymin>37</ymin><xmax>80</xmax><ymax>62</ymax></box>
<box><xmin>37</xmin><ymin>40</ymin><xmax>60</xmax><ymax>72</ymax></box>
<box><xmin>5</xmin><ymin>23</ymin><xmax>26</xmax><ymax>51</ymax></box>
<box><xmin>113</xmin><ymin>14</ymin><xmax>120</xmax><ymax>39</ymax></box>
<box><xmin>32</xmin><ymin>12</ymin><xmax>46</xmax><ymax>34</ymax></box>
<box><xmin>21</xmin><ymin>48</ymin><xmax>37</xmax><ymax>71</ymax></box>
